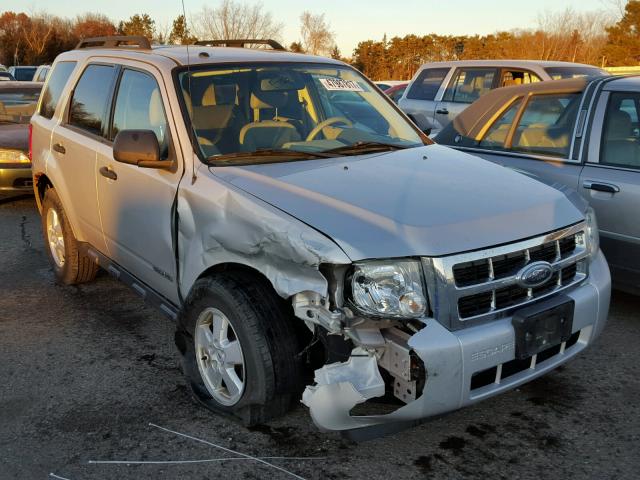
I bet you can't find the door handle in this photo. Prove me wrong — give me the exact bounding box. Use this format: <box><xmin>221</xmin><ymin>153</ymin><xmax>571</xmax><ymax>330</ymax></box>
<box><xmin>436</xmin><ymin>108</ymin><xmax>449</xmax><ymax>115</ymax></box>
<box><xmin>52</xmin><ymin>143</ymin><xmax>65</xmax><ymax>154</ymax></box>
<box><xmin>99</xmin><ymin>166</ymin><xmax>118</xmax><ymax>181</ymax></box>
<box><xmin>583</xmin><ymin>181</ymin><xmax>620</xmax><ymax>194</ymax></box>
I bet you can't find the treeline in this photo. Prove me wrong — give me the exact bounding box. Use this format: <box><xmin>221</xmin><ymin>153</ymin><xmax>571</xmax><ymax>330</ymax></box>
<box><xmin>354</xmin><ymin>3</ymin><xmax>640</xmax><ymax>80</ymax></box>
<box><xmin>1</xmin><ymin>1</ymin><xmax>639</xmax><ymax>76</ymax></box>
<box><xmin>0</xmin><ymin>12</ymin><xmax>189</xmax><ymax>66</ymax></box>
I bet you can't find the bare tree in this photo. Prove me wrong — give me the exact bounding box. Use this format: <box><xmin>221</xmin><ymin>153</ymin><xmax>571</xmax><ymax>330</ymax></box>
<box><xmin>191</xmin><ymin>0</ymin><xmax>283</xmax><ymax>42</ymax></box>
<box><xmin>21</xmin><ymin>12</ymin><xmax>55</xmax><ymax>62</ymax></box>
<box><xmin>299</xmin><ymin>11</ymin><xmax>335</xmax><ymax>56</ymax></box>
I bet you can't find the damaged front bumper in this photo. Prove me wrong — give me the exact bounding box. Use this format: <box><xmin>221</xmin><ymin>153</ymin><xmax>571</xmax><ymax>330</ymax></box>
<box><xmin>302</xmin><ymin>251</ymin><xmax>611</xmax><ymax>438</ymax></box>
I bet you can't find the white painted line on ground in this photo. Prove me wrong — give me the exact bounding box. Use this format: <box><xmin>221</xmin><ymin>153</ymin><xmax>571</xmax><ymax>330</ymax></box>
<box><xmin>149</xmin><ymin>422</ymin><xmax>307</xmax><ymax>480</ymax></box>
<box><xmin>89</xmin><ymin>456</ymin><xmax>326</xmax><ymax>465</ymax></box>
<box><xmin>49</xmin><ymin>474</ymin><xmax>72</xmax><ymax>480</ymax></box>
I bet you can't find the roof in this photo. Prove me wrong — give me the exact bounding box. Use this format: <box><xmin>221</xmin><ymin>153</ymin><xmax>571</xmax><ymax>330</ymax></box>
<box><xmin>55</xmin><ymin>45</ymin><xmax>345</xmax><ymax>69</ymax></box>
<box><xmin>436</xmin><ymin>77</ymin><xmax>591</xmax><ymax>144</ymax></box>
<box><xmin>418</xmin><ymin>59</ymin><xmax>601</xmax><ymax>69</ymax></box>
<box><xmin>603</xmin><ymin>75</ymin><xmax>640</xmax><ymax>91</ymax></box>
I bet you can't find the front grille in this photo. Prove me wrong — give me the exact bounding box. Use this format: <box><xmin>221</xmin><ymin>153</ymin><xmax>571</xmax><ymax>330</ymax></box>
<box><xmin>470</xmin><ymin>330</ymin><xmax>581</xmax><ymax>391</ymax></box>
<box><xmin>422</xmin><ymin>223</ymin><xmax>589</xmax><ymax>330</ymax></box>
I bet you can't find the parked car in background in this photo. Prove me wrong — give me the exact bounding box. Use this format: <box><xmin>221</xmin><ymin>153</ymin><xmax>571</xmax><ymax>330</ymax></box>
<box><xmin>0</xmin><ymin>72</ymin><xmax>16</xmax><ymax>82</ymax></box>
<box><xmin>8</xmin><ymin>66</ymin><xmax>38</xmax><ymax>82</ymax></box>
<box><xmin>384</xmin><ymin>82</ymin><xmax>408</xmax><ymax>103</ymax></box>
<box><xmin>437</xmin><ymin>75</ymin><xmax>640</xmax><ymax>295</ymax></box>
<box><xmin>399</xmin><ymin>60</ymin><xmax>608</xmax><ymax>136</ymax></box>
<box><xmin>32</xmin><ymin>65</ymin><xmax>50</xmax><ymax>83</ymax></box>
<box><xmin>30</xmin><ymin>36</ymin><xmax>610</xmax><ymax>438</ymax></box>
<box><xmin>0</xmin><ymin>81</ymin><xmax>41</xmax><ymax>192</ymax></box>
<box><xmin>374</xmin><ymin>80</ymin><xmax>406</xmax><ymax>91</ymax></box>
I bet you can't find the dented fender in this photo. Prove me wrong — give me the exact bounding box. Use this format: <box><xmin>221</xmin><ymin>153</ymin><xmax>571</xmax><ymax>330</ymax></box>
<box><xmin>176</xmin><ymin>167</ymin><xmax>352</xmax><ymax>300</ymax></box>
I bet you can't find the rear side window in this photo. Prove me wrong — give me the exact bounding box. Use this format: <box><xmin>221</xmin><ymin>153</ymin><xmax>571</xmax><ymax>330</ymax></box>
<box><xmin>406</xmin><ymin>68</ymin><xmax>449</xmax><ymax>101</ymax></box>
<box><xmin>111</xmin><ymin>69</ymin><xmax>170</xmax><ymax>158</ymax></box>
<box><xmin>479</xmin><ymin>98</ymin><xmax>523</xmax><ymax>148</ymax></box>
<box><xmin>68</xmin><ymin>64</ymin><xmax>118</xmax><ymax>137</ymax></box>
<box><xmin>600</xmin><ymin>92</ymin><xmax>640</xmax><ymax>170</ymax></box>
<box><xmin>39</xmin><ymin>62</ymin><xmax>76</xmax><ymax>119</ymax></box>
<box><xmin>511</xmin><ymin>93</ymin><xmax>581</xmax><ymax>158</ymax></box>
<box><xmin>444</xmin><ymin>68</ymin><xmax>498</xmax><ymax>104</ymax></box>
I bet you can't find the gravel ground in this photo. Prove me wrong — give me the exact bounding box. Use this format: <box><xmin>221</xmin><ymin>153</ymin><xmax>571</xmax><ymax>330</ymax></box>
<box><xmin>0</xmin><ymin>195</ymin><xmax>638</xmax><ymax>480</ymax></box>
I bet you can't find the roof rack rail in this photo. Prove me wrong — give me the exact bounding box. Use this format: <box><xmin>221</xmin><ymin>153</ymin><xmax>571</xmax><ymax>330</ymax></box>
<box><xmin>193</xmin><ymin>39</ymin><xmax>286</xmax><ymax>51</ymax></box>
<box><xmin>75</xmin><ymin>36</ymin><xmax>152</xmax><ymax>50</ymax></box>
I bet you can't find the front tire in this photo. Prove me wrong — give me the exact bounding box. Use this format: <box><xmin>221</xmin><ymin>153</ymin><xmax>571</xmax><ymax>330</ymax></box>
<box><xmin>176</xmin><ymin>274</ymin><xmax>303</xmax><ymax>425</ymax></box>
<box><xmin>41</xmin><ymin>188</ymin><xmax>98</xmax><ymax>285</ymax></box>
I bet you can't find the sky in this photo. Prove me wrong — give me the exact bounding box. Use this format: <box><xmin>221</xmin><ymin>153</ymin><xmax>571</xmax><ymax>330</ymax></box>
<box><xmin>6</xmin><ymin>0</ymin><xmax>612</xmax><ymax>55</ymax></box>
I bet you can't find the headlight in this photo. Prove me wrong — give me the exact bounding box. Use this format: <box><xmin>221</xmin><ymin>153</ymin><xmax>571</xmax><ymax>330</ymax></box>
<box><xmin>349</xmin><ymin>260</ymin><xmax>427</xmax><ymax>318</ymax></box>
<box><xmin>0</xmin><ymin>149</ymin><xmax>30</xmax><ymax>164</ymax></box>
<box><xmin>585</xmin><ymin>207</ymin><xmax>600</xmax><ymax>258</ymax></box>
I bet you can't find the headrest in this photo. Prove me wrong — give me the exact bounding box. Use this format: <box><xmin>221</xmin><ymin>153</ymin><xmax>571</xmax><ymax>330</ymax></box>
<box><xmin>202</xmin><ymin>84</ymin><xmax>216</xmax><ymax>106</ymax></box>
<box><xmin>149</xmin><ymin>89</ymin><xmax>165</xmax><ymax>127</ymax></box>
<box><xmin>608</xmin><ymin>110</ymin><xmax>632</xmax><ymax>138</ymax></box>
<box><xmin>201</xmin><ymin>83</ymin><xmax>238</xmax><ymax>106</ymax></box>
<box><xmin>250</xmin><ymin>90</ymin><xmax>289</xmax><ymax>110</ymax></box>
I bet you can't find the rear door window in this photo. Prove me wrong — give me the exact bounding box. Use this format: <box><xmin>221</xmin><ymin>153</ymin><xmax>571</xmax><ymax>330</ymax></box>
<box><xmin>511</xmin><ymin>93</ymin><xmax>581</xmax><ymax>158</ymax></box>
<box><xmin>406</xmin><ymin>68</ymin><xmax>449</xmax><ymax>101</ymax></box>
<box><xmin>500</xmin><ymin>70</ymin><xmax>541</xmax><ymax>87</ymax></box>
<box><xmin>39</xmin><ymin>62</ymin><xmax>76</xmax><ymax>119</ymax></box>
<box><xmin>600</xmin><ymin>92</ymin><xmax>640</xmax><ymax>170</ymax></box>
<box><xmin>68</xmin><ymin>64</ymin><xmax>118</xmax><ymax>137</ymax></box>
<box><xmin>443</xmin><ymin>68</ymin><xmax>498</xmax><ymax>104</ymax></box>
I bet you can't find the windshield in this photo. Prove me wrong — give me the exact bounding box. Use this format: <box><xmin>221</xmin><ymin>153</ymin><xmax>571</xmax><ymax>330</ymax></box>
<box><xmin>177</xmin><ymin>63</ymin><xmax>428</xmax><ymax>164</ymax></box>
<box><xmin>11</xmin><ymin>67</ymin><xmax>37</xmax><ymax>81</ymax></box>
<box><xmin>545</xmin><ymin>66</ymin><xmax>608</xmax><ymax>80</ymax></box>
<box><xmin>0</xmin><ymin>88</ymin><xmax>41</xmax><ymax>124</ymax></box>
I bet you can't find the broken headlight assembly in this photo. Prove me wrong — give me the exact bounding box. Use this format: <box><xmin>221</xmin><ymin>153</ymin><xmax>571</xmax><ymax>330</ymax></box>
<box><xmin>347</xmin><ymin>260</ymin><xmax>427</xmax><ymax>319</ymax></box>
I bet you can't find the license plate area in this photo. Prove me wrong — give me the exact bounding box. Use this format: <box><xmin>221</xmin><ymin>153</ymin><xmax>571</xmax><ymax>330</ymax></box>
<box><xmin>512</xmin><ymin>296</ymin><xmax>574</xmax><ymax>360</ymax></box>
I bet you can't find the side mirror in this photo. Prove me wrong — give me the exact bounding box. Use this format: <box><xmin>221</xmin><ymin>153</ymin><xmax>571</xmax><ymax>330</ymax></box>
<box><xmin>113</xmin><ymin>129</ymin><xmax>170</xmax><ymax>169</ymax></box>
<box><xmin>407</xmin><ymin>113</ymin><xmax>433</xmax><ymax>136</ymax></box>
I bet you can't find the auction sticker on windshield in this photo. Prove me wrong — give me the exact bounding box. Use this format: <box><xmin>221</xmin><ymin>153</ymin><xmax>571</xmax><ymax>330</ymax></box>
<box><xmin>319</xmin><ymin>78</ymin><xmax>364</xmax><ymax>92</ymax></box>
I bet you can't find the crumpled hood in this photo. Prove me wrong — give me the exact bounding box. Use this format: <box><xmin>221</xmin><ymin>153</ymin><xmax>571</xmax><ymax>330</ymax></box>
<box><xmin>211</xmin><ymin>144</ymin><xmax>584</xmax><ymax>260</ymax></box>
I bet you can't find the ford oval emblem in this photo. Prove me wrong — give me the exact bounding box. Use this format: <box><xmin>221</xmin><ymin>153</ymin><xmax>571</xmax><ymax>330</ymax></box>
<box><xmin>516</xmin><ymin>261</ymin><xmax>554</xmax><ymax>288</ymax></box>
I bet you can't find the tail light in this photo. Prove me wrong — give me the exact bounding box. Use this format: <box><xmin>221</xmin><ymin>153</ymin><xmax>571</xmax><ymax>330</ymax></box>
<box><xmin>28</xmin><ymin>124</ymin><xmax>33</xmax><ymax>161</ymax></box>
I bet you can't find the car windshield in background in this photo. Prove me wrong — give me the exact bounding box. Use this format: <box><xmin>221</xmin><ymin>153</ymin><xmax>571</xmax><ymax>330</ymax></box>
<box><xmin>0</xmin><ymin>88</ymin><xmax>41</xmax><ymax>124</ymax></box>
<box><xmin>177</xmin><ymin>63</ymin><xmax>427</xmax><ymax>164</ymax></box>
<box><xmin>545</xmin><ymin>66</ymin><xmax>608</xmax><ymax>80</ymax></box>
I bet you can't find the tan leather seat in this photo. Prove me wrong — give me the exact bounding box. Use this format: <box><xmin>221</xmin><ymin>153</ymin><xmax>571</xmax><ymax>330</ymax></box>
<box><xmin>189</xmin><ymin>83</ymin><xmax>243</xmax><ymax>151</ymax></box>
<box><xmin>239</xmin><ymin>91</ymin><xmax>301</xmax><ymax>151</ymax></box>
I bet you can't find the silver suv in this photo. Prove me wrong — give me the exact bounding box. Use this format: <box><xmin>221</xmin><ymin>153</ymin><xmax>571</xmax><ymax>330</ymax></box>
<box><xmin>399</xmin><ymin>60</ymin><xmax>607</xmax><ymax>136</ymax></box>
<box><xmin>30</xmin><ymin>36</ymin><xmax>611</xmax><ymax>438</ymax></box>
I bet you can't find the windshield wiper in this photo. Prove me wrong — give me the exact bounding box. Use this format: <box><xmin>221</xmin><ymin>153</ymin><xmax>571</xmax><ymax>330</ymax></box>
<box><xmin>205</xmin><ymin>148</ymin><xmax>336</xmax><ymax>166</ymax></box>
<box><xmin>323</xmin><ymin>141</ymin><xmax>416</xmax><ymax>156</ymax></box>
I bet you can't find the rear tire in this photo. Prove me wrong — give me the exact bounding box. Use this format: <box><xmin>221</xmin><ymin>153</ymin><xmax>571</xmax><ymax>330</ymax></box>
<box><xmin>176</xmin><ymin>274</ymin><xmax>303</xmax><ymax>425</ymax></box>
<box><xmin>41</xmin><ymin>188</ymin><xmax>98</xmax><ymax>285</ymax></box>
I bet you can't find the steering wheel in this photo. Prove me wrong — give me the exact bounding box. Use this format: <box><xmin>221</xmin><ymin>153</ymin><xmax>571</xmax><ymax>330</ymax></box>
<box><xmin>306</xmin><ymin>116</ymin><xmax>353</xmax><ymax>142</ymax></box>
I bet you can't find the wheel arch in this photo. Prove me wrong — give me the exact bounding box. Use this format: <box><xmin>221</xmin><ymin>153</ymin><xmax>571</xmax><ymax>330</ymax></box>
<box><xmin>34</xmin><ymin>172</ymin><xmax>53</xmax><ymax>213</ymax></box>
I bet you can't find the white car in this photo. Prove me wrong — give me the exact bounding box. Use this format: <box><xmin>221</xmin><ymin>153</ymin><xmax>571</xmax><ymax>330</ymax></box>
<box><xmin>399</xmin><ymin>60</ymin><xmax>607</xmax><ymax>136</ymax></box>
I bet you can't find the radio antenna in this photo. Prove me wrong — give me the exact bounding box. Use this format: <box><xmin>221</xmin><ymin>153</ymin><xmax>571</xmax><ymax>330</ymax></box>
<box><xmin>181</xmin><ymin>0</ymin><xmax>197</xmax><ymax>184</ymax></box>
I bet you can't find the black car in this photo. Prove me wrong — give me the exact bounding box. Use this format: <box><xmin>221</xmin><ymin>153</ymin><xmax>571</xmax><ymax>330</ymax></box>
<box><xmin>0</xmin><ymin>72</ymin><xmax>16</xmax><ymax>82</ymax></box>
